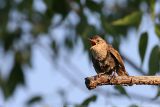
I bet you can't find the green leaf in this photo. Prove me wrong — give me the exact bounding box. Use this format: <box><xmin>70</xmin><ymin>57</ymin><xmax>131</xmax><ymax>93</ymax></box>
<box><xmin>52</xmin><ymin>0</ymin><xmax>70</xmax><ymax>19</ymax></box>
<box><xmin>145</xmin><ymin>0</ymin><xmax>155</xmax><ymax>20</ymax></box>
<box><xmin>129</xmin><ymin>104</ymin><xmax>139</xmax><ymax>107</ymax></box>
<box><xmin>101</xmin><ymin>16</ymin><xmax>128</xmax><ymax>36</ymax></box>
<box><xmin>64</xmin><ymin>37</ymin><xmax>73</xmax><ymax>49</ymax></box>
<box><xmin>26</xmin><ymin>96</ymin><xmax>42</xmax><ymax>105</ymax></box>
<box><xmin>155</xmin><ymin>24</ymin><xmax>160</xmax><ymax>38</ymax></box>
<box><xmin>112</xmin><ymin>11</ymin><xmax>142</xmax><ymax>27</ymax></box>
<box><xmin>138</xmin><ymin>32</ymin><xmax>148</xmax><ymax>64</ymax></box>
<box><xmin>148</xmin><ymin>45</ymin><xmax>160</xmax><ymax>75</ymax></box>
<box><xmin>76</xmin><ymin>13</ymin><xmax>88</xmax><ymax>35</ymax></box>
<box><xmin>3</xmin><ymin>60</ymin><xmax>25</xmax><ymax>99</ymax></box>
<box><xmin>114</xmin><ymin>86</ymin><xmax>129</xmax><ymax>97</ymax></box>
<box><xmin>77</xmin><ymin>95</ymin><xmax>97</xmax><ymax>107</ymax></box>
<box><xmin>3</xmin><ymin>29</ymin><xmax>21</xmax><ymax>51</ymax></box>
<box><xmin>86</xmin><ymin>1</ymin><xmax>102</xmax><ymax>12</ymax></box>
<box><xmin>150</xmin><ymin>0</ymin><xmax>155</xmax><ymax>20</ymax></box>
<box><xmin>17</xmin><ymin>0</ymin><xmax>33</xmax><ymax>12</ymax></box>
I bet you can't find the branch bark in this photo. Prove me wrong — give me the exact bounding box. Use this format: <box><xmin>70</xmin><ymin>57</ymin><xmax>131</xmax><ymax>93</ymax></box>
<box><xmin>85</xmin><ymin>74</ymin><xmax>160</xmax><ymax>90</ymax></box>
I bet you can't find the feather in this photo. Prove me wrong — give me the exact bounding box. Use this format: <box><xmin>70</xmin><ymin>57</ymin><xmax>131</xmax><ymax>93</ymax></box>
<box><xmin>108</xmin><ymin>45</ymin><xmax>129</xmax><ymax>76</ymax></box>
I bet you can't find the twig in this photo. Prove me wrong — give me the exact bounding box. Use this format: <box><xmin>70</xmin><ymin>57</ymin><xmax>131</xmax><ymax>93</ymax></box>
<box><xmin>85</xmin><ymin>74</ymin><xmax>160</xmax><ymax>90</ymax></box>
<box><xmin>121</xmin><ymin>53</ymin><xmax>147</xmax><ymax>75</ymax></box>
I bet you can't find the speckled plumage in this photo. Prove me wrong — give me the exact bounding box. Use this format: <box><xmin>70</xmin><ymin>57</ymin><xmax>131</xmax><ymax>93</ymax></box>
<box><xmin>89</xmin><ymin>35</ymin><xmax>129</xmax><ymax>76</ymax></box>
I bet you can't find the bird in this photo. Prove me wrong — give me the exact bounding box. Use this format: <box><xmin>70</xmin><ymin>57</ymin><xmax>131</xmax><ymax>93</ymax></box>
<box><xmin>89</xmin><ymin>35</ymin><xmax>129</xmax><ymax>77</ymax></box>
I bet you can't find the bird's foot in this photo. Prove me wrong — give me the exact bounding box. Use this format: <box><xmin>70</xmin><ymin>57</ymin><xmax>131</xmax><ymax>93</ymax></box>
<box><xmin>108</xmin><ymin>72</ymin><xmax>116</xmax><ymax>82</ymax></box>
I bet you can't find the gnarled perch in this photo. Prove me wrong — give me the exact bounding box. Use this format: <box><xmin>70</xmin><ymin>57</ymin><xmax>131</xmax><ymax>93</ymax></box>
<box><xmin>85</xmin><ymin>74</ymin><xmax>160</xmax><ymax>90</ymax></box>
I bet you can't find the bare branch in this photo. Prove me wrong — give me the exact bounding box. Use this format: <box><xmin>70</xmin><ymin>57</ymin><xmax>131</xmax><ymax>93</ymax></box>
<box><xmin>85</xmin><ymin>74</ymin><xmax>160</xmax><ymax>90</ymax></box>
<box><xmin>121</xmin><ymin>53</ymin><xmax>147</xmax><ymax>75</ymax></box>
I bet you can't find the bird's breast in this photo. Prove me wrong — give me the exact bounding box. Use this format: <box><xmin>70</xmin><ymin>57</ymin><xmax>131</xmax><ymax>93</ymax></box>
<box><xmin>90</xmin><ymin>45</ymin><xmax>107</xmax><ymax>61</ymax></box>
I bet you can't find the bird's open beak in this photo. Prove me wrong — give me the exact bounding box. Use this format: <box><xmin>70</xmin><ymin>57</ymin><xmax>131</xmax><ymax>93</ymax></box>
<box><xmin>88</xmin><ymin>38</ymin><xmax>96</xmax><ymax>46</ymax></box>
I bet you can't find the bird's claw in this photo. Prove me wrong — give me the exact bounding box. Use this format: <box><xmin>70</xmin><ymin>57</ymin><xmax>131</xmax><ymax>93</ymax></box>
<box><xmin>108</xmin><ymin>72</ymin><xmax>116</xmax><ymax>82</ymax></box>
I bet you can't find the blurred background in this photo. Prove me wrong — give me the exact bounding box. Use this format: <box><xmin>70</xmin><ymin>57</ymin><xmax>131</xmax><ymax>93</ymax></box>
<box><xmin>0</xmin><ymin>0</ymin><xmax>160</xmax><ymax>107</ymax></box>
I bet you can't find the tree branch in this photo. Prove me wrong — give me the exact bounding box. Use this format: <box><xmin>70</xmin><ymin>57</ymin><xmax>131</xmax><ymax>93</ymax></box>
<box><xmin>85</xmin><ymin>74</ymin><xmax>160</xmax><ymax>90</ymax></box>
<box><xmin>121</xmin><ymin>53</ymin><xmax>147</xmax><ymax>75</ymax></box>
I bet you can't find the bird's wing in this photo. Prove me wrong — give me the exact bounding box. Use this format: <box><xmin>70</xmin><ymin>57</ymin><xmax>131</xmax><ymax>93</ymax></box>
<box><xmin>108</xmin><ymin>45</ymin><xmax>124</xmax><ymax>67</ymax></box>
<box><xmin>108</xmin><ymin>45</ymin><xmax>129</xmax><ymax>76</ymax></box>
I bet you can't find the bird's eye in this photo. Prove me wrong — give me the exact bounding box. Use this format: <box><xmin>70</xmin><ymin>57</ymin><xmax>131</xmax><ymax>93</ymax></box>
<box><xmin>97</xmin><ymin>40</ymin><xmax>99</xmax><ymax>42</ymax></box>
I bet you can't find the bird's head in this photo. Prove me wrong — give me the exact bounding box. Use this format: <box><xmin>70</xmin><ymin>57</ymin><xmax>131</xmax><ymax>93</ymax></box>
<box><xmin>89</xmin><ymin>35</ymin><xmax>108</xmax><ymax>60</ymax></box>
<box><xmin>89</xmin><ymin>35</ymin><xmax>106</xmax><ymax>46</ymax></box>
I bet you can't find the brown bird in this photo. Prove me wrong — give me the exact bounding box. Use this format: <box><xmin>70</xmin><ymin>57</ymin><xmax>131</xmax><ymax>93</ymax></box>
<box><xmin>89</xmin><ymin>35</ymin><xmax>129</xmax><ymax>77</ymax></box>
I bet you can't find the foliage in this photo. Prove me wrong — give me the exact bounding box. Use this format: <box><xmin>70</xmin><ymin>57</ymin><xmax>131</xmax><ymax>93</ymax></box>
<box><xmin>76</xmin><ymin>95</ymin><xmax>97</xmax><ymax>107</ymax></box>
<box><xmin>26</xmin><ymin>95</ymin><xmax>42</xmax><ymax>106</ymax></box>
<box><xmin>148</xmin><ymin>45</ymin><xmax>160</xmax><ymax>75</ymax></box>
<box><xmin>138</xmin><ymin>32</ymin><xmax>148</xmax><ymax>64</ymax></box>
<box><xmin>114</xmin><ymin>85</ymin><xmax>129</xmax><ymax>98</ymax></box>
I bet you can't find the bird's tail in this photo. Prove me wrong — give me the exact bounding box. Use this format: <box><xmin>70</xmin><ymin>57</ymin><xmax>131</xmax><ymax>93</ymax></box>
<box><xmin>117</xmin><ymin>67</ymin><xmax>129</xmax><ymax>76</ymax></box>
